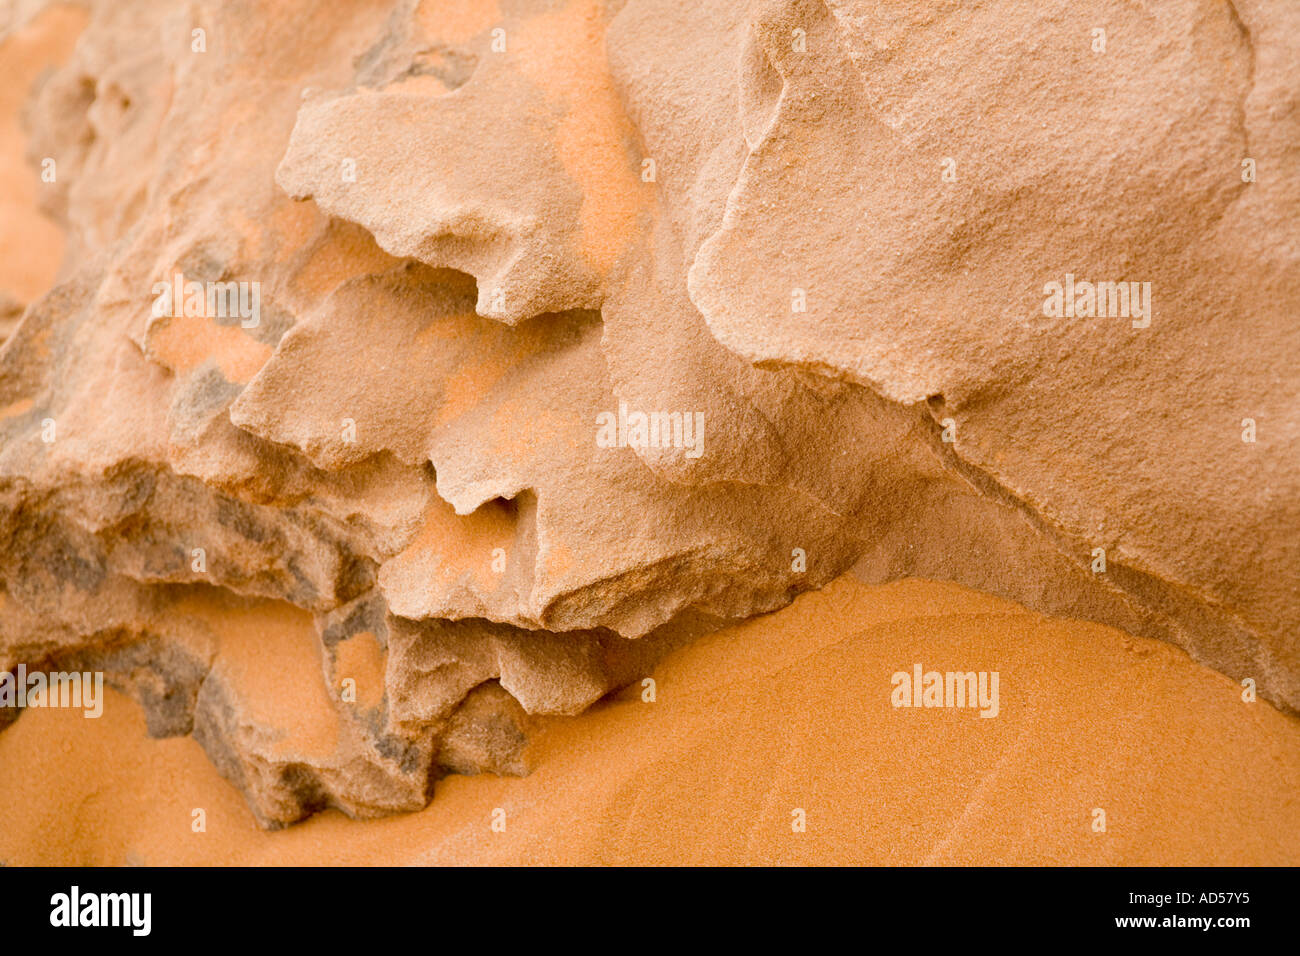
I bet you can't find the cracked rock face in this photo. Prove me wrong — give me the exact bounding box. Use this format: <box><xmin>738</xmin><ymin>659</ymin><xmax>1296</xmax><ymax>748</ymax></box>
<box><xmin>0</xmin><ymin>0</ymin><xmax>1296</xmax><ymax>828</ymax></box>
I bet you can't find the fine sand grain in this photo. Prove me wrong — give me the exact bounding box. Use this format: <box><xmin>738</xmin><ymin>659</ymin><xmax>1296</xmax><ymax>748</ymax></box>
<box><xmin>2</xmin><ymin>577</ymin><xmax>1295</xmax><ymax>866</ymax></box>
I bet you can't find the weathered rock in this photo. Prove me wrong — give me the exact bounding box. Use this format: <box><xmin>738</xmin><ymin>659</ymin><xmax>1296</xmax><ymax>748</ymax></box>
<box><xmin>0</xmin><ymin>0</ymin><xmax>1296</xmax><ymax>830</ymax></box>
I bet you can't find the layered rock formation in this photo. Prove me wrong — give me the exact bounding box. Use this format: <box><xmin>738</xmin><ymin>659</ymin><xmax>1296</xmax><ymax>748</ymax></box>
<box><xmin>0</xmin><ymin>0</ymin><xmax>1296</xmax><ymax>830</ymax></box>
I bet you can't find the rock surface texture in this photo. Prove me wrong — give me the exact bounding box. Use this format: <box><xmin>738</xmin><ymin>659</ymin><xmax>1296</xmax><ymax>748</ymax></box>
<box><xmin>0</xmin><ymin>0</ymin><xmax>1296</xmax><ymax>830</ymax></box>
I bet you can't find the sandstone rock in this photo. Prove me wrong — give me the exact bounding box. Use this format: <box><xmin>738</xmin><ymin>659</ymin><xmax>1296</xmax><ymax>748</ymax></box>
<box><xmin>0</xmin><ymin>0</ymin><xmax>1295</xmax><ymax>830</ymax></box>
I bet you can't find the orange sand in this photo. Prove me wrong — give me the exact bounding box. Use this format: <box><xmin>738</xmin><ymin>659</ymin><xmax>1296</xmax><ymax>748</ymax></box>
<box><xmin>0</xmin><ymin>4</ymin><xmax>85</xmax><ymax>307</ymax></box>
<box><xmin>1</xmin><ymin>576</ymin><xmax>1297</xmax><ymax>865</ymax></box>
